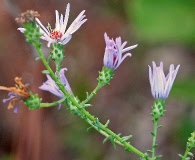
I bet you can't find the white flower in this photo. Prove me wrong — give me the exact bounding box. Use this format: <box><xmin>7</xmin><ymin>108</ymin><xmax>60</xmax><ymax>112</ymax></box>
<box><xmin>149</xmin><ymin>61</ymin><xmax>180</xmax><ymax>99</ymax></box>
<box><xmin>18</xmin><ymin>3</ymin><xmax>87</xmax><ymax>47</ymax></box>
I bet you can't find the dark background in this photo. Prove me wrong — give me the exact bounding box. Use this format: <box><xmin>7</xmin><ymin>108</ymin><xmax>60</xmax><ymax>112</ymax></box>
<box><xmin>0</xmin><ymin>0</ymin><xmax>194</xmax><ymax>159</ymax></box>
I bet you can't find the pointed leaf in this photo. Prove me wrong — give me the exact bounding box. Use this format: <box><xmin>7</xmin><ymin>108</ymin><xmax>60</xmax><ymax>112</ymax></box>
<box><xmin>103</xmin><ymin>136</ymin><xmax>111</xmax><ymax>144</ymax></box>
<box><xmin>104</xmin><ymin>120</ymin><xmax>110</xmax><ymax>127</ymax></box>
<box><xmin>188</xmin><ymin>152</ymin><xmax>193</xmax><ymax>156</ymax></box>
<box><xmin>157</xmin><ymin>125</ymin><xmax>162</xmax><ymax>129</ymax></box>
<box><xmin>151</xmin><ymin>132</ymin><xmax>155</xmax><ymax>137</ymax></box>
<box><xmin>42</xmin><ymin>70</ymin><xmax>50</xmax><ymax>74</ymax></box>
<box><xmin>178</xmin><ymin>154</ymin><xmax>183</xmax><ymax>158</ymax></box>
<box><xmin>36</xmin><ymin>57</ymin><xmax>41</xmax><ymax>61</ymax></box>
<box><xmin>87</xmin><ymin>126</ymin><xmax>94</xmax><ymax>132</ymax></box>
<box><xmin>110</xmin><ymin>137</ymin><xmax>117</xmax><ymax>149</ymax></box>
<box><xmin>121</xmin><ymin>135</ymin><xmax>132</xmax><ymax>142</ymax></box>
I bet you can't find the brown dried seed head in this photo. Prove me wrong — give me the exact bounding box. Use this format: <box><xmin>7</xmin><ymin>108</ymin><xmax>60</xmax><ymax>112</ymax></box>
<box><xmin>15</xmin><ymin>10</ymin><xmax>40</xmax><ymax>24</ymax></box>
<box><xmin>0</xmin><ymin>77</ymin><xmax>30</xmax><ymax>98</ymax></box>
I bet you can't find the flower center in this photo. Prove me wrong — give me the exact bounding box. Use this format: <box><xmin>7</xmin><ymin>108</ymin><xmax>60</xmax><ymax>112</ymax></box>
<box><xmin>50</xmin><ymin>30</ymin><xmax>63</xmax><ymax>40</ymax></box>
<box><xmin>47</xmin><ymin>24</ymin><xmax>62</xmax><ymax>40</ymax></box>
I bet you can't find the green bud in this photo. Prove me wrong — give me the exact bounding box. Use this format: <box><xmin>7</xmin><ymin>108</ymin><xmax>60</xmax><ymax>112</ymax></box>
<box><xmin>187</xmin><ymin>130</ymin><xmax>195</xmax><ymax>149</ymax></box>
<box><xmin>50</xmin><ymin>43</ymin><xmax>64</xmax><ymax>71</ymax></box>
<box><xmin>24</xmin><ymin>94</ymin><xmax>42</xmax><ymax>110</ymax></box>
<box><xmin>23</xmin><ymin>22</ymin><xmax>42</xmax><ymax>44</ymax></box>
<box><xmin>151</xmin><ymin>99</ymin><xmax>165</xmax><ymax>121</ymax></box>
<box><xmin>98</xmin><ymin>67</ymin><xmax>114</xmax><ymax>86</ymax></box>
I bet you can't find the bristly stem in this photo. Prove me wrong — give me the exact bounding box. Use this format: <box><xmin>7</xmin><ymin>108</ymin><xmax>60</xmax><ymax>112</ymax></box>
<box><xmin>150</xmin><ymin>100</ymin><xmax>165</xmax><ymax>159</ymax></box>
<box><xmin>182</xmin><ymin>147</ymin><xmax>191</xmax><ymax>160</ymax></box>
<box><xmin>33</xmin><ymin>42</ymin><xmax>150</xmax><ymax>159</ymax></box>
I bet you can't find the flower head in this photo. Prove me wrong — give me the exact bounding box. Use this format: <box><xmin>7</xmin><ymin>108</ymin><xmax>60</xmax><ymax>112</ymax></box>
<box><xmin>15</xmin><ymin>10</ymin><xmax>40</xmax><ymax>24</ymax></box>
<box><xmin>103</xmin><ymin>33</ymin><xmax>138</xmax><ymax>70</ymax></box>
<box><xmin>0</xmin><ymin>77</ymin><xmax>30</xmax><ymax>112</ymax></box>
<box><xmin>149</xmin><ymin>61</ymin><xmax>180</xmax><ymax>99</ymax></box>
<box><xmin>18</xmin><ymin>3</ymin><xmax>87</xmax><ymax>47</ymax></box>
<box><xmin>39</xmin><ymin>68</ymin><xmax>72</xmax><ymax>98</ymax></box>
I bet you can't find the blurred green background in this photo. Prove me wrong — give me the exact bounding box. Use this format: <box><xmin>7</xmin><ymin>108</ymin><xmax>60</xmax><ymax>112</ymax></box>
<box><xmin>0</xmin><ymin>0</ymin><xmax>194</xmax><ymax>159</ymax></box>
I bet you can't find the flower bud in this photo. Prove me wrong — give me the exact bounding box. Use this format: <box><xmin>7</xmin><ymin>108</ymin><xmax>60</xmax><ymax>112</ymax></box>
<box><xmin>98</xmin><ymin>67</ymin><xmax>114</xmax><ymax>87</ymax></box>
<box><xmin>187</xmin><ymin>131</ymin><xmax>195</xmax><ymax>149</ymax></box>
<box><xmin>151</xmin><ymin>99</ymin><xmax>165</xmax><ymax>121</ymax></box>
<box><xmin>50</xmin><ymin>43</ymin><xmax>64</xmax><ymax>70</ymax></box>
<box><xmin>22</xmin><ymin>23</ymin><xmax>42</xmax><ymax>44</ymax></box>
<box><xmin>24</xmin><ymin>94</ymin><xmax>42</xmax><ymax>110</ymax></box>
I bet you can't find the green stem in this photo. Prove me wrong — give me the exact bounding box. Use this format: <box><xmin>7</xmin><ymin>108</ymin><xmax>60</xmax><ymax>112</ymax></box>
<box><xmin>81</xmin><ymin>83</ymin><xmax>103</xmax><ymax>105</ymax></box>
<box><xmin>34</xmin><ymin>43</ymin><xmax>149</xmax><ymax>159</ymax></box>
<box><xmin>182</xmin><ymin>147</ymin><xmax>191</xmax><ymax>160</ymax></box>
<box><xmin>152</xmin><ymin>120</ymin><xmax>158</xmax><ymax>159</ymax></box>
<box><xmin>40</xmin><ymin>97</ymin><xmax>67</xmax><ymax>108</ymax></box>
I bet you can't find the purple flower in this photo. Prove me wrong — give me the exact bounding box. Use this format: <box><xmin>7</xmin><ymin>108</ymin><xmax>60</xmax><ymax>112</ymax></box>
<box><xmin>103</xmin><ymin>33</ymin><xmax>138</xmax><ymax>70</ymax></box>
<box><xmin>39</xmin><ymin>68</ymin><xmax>72</xmax><ymax>98</ymax></box>
<box><xmin>2</xmin><ymin>92</ymin><xmax>20</xmax><ymax>113</ymax></box>
<box><xmin>149</xmin><ymin>61</ymin><xmax>180</xmax><ymax>99</ymax></box>
<box><xmin>18</xmin><ymin>3</ymin><xmax>87</xmax><ymax>47</ymax></box>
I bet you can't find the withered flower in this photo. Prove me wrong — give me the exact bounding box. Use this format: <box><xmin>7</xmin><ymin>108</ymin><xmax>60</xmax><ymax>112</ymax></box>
<box><xmin>0</xmin><ymin>77</ymin><xmax>30</xmax><ymax>112</ymax></box>
<box><xmin>15</xmin><ymin>10</ymin><xmax>40</xmax><ymax>24</ymax></box>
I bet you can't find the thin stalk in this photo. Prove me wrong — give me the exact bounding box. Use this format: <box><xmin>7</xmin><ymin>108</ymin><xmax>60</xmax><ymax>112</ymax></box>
<box><xmin>152</xmin><ymin>120</ymin><xmax>158</xmax><ymax>159</ymax></box>
<box><xmin>81</xmin><ymin>83</ymin><xmax>103</xmax><ymax>105</ymax></box>
<box><xmin>41</xmin><ymin>97</ymin><xmax>66</xmax><ymax>108</ymax></box>
<box><xmin>182</xmin><ymin>147</ymin><xmax>191</xmax><ymax>160</ymax></box>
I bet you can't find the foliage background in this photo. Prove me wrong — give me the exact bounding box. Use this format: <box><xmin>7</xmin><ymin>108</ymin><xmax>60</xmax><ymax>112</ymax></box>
<box><xmin>0</xmin><ymin>0</ymin><xmax>194</xmax><ymax>159</ymax></box>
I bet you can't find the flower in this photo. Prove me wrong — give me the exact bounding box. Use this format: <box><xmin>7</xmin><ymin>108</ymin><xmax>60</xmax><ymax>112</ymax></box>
<box><xmin>0</xmin><ymin>77</ymin><xmax>30</xmax><ymax>112</ymax></box>
<box><xmin>18</xmin><ymin>3</ymin><xmax>87</xmax><ymax>47</ymax></box>
<box><xmin>39</xmin><ymin>68</ymin><xmax>72</xmax><ymax>98</ymax></box>
<box><xmin>103</xmin><ymin>33</ymin><xmax>138</xmax><ymax>70</ymax></box>
<box><xmin>149</xmin><ymin>61</ymin><xmax>180</xmax><ymax>99</ymax></box>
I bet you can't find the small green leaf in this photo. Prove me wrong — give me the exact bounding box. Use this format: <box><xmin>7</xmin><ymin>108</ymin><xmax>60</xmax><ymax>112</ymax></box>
<box><xmin>35</xmin><ymin>57</ymin><xmax>41</xmax><ymax>61</ymax></box>
<box><xmin>104</xmin><ymin>120</ymin><xmax>110</xmax><ymax>128</ymax></box>
<box><xmin>103</xmin><ymin>136</ymin><xmax>111</xmax><ymax>144</ymax></box>
<box><xmin>146</xmin><ymin>150</ymin><xmax>153</xmax><ymax>153</ymax></box>
<box><xmin>87</xmin><ymin>126</ymin><xmax>94</xmax><ymax>132</ymax></box>
<box><xmin>83</xmin><ymin>103</ymin><xmax>92</xmax><ymax>108</ymax></box>
<box><xmin>93</xmin><ymin>118</ymin><xmax>102</xmax><ymax>129</ymax></box>
<box><xmin>157</xmin><ymin>125</ymin><xmax>162</xmax><ymax>129</ymax></box>
<box><xmin>151</xmin><ymin>132</ymin><xmax>155</xmax><ymax>137</ymax></box>
<box><xmin>188</xmin><ymin>152</ymin><xmax>193</xmax><ymax>156</ymax></box>
<box><xmin>42</xmin><ymin>70</ymin><xmax>50</xmax><ymax>74</ymax></box>
<box><xmin>178</xmin><ymin>154</ymin><xmax>183</xmax><ymax>158</ymax></box>
<box><xmin>110</xmin><ymin>137</ymin><xmax>117</xmax><ymax>149</ymax></box>
<box><xmin>155</xmin><ymin>155</ymin><xmax>162</xmax><ymax>159</ymax></box>
<box><xmin>125</xmin><ymin>147</ymin><xmax>132</xmax><ymax>152</ymax></box>
<box><xmin>152</xmin><ymin>144</ymin><xmax>158</xmax><ymax>149</ymax></box>
<box><xmin>121</xmin><ymin>135</ymin><xmax>132</xmax><ymax>142</ymax></box>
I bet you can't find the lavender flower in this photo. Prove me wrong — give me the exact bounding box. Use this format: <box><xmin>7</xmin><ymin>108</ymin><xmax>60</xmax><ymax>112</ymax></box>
<box><xmin>39</xmin><ymin>68</ymin><xmax>72</xmax><ymax>98</ymax></box>
<box><xmin>103</xmin><ymin>33</ymin><xmax>138</xmax><ymax>70</ymax></box>
<box><xmin>18</xmin><ymin>3</ymin><xmax>87</xmax><ymax>47</ymax></box>
<box><xmin>149</xmin><ymin>61</ymin><xmax>180</xmax><ymax>99</ymax></box>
